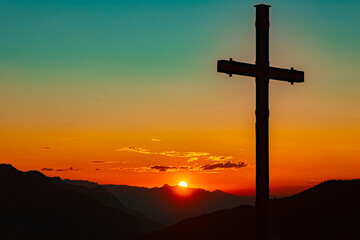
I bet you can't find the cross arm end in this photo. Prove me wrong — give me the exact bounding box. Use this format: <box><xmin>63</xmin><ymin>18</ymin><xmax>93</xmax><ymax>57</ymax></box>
<box><xmin>217</xmin><ymin>59</ymin><xmax>257</xmax><ymax>78</ymax></box>
<box><xmin>269</xmin><ymin>67</ymin><xmax>304</xmax><ymax>83</ymax></box>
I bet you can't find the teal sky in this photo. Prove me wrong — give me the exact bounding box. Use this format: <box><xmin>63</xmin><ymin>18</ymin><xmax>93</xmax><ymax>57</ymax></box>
<box><xmin>1</xmin><ymin>0</ymin><xmax>359</xmax><ymax>77</ymax></box>
<box><xmin>1</xmin><ymin>0</ymin><xmax>359</xmax><ymax>130</ymax></box>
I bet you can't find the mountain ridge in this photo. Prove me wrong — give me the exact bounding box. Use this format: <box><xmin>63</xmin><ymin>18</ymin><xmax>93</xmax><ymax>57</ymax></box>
<box><xmin>140</xmin><ymin>179</ymin><xmax>360</xmax><ymax>240</ymax></box>
<box><xmin>66</xmin><ymin>179</ymin><xmax>254</xmax><ymax>225</ymax></box>
<box><xmin>0</xmin><ymin>164</ymin><xmax>156</xmax><ymax>239</ymax></box>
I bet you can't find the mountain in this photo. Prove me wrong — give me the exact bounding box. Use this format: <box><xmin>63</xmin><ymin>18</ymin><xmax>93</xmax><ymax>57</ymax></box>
<box><xmin>52</xmin><ymin>178</ymin><xmax>164</xmax><ymax>233</ymax></box>
<box><xmin>102</xmin><ymin>183</ymin><xmax>253</xmax><ymax>225</ymax></box>
<box><xmin>140</xmin><ymin>180</ymin><xmax>360</xmax><ymax>240</ymax></box>
<box><xmin>0</xmin><ymin>164</ymin><xmax>147</xmax><ymax>240</ymax></box>
<box><xmin>67</xmin><ymin>180</ymin><xmax>254</xmax><ymax>225</ymax></box>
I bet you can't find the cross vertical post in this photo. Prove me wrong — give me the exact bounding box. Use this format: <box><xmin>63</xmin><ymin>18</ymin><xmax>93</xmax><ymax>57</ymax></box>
<box><xmin>255</xmin><ymin>5</ymin><xmax>270</xmax><ymax>240</ymax></box>
<box><xmin>217</xmin><ymin>4</ymin><xmax>304</xmax><ymax>240</ymax></box>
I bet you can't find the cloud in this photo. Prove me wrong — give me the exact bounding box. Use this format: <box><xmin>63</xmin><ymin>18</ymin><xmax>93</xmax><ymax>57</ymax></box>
<box><xmin>200</xmin><ymin>161</ymin><xmax>247</xmax><ymax>170</ymax></box>
<box><xmin>178</xmin><ymin>166</ymin><xmax>189</xmax><ymax>170</ymax></box>
<box><xmin>130</xmin><ymin>167</ymin><xmax>150</xmax><ymax>173</ymax></box>
<box><xmin>115</xmin><ymin>146</ymin><xmax>245</xmax><ymax>172</ymax></box>
<box><xmin>111</xmin><ymin>166</ymin><xmax>189</xmax><ymax>173</ymax></box>
<box><xmin>150</xmin><ymin>165</ymin><xmax>177</xmax><ymax>172</ymax></box>
<box><xmin>117</xmin><ymin>147</ymin><xmax>151</xmax><ymax>154</ymax></box>
<box><xmin>91</xmin><ymin>161</ymin><xmax>119</xmax><ymax>164</ymax></box>
<box><xmin>151</xmin><ymin>138</ymin><xmax>161</xmax><ymax>142</ymax></box>
<box><xmin>117</xmin><ymin>146</ymin><xmax>209</xmax><ymax>160</ymax></box>
<box><xmin>207</xmin><ymin>156</ymin><xmax>233</xmax><ymax>162</ymax></box>
<box><xmin>150</xmin><ymin>165</ymin><xmax>189</xmax><ymax>172</ymax></box>
<box><xmin>104</xmin><ymin>161</ymin><xmax>246</xmax><ymax>173</ymax></box>
<box><xmin>92</xmin><ymin>161</ymin><xmax>106</xmax><ymax>164</ymax></box>
<box><xmin>57</xmin><ymin>167</ymin><xmax>82</xmax><ymax>171</ymax></box>
<box><xmin>187</xmin><ymin>157</ymin><xmax>199</xmax><ymax>162</ymax></box>
<box><xmin>41</xmin><ymin>168</ymin><xmax>54</xmax><ymax>171</ymax></box>
<box><xmin>41</xmin><ymin>167</ymin><xmax>81</xmax><ymax>172</ymax></box>
<box><xmin>159</xmin><ymin>151</ymin><xmax>209</xmax><ymax>158</ymax></box>
<box><xmin>56</xmin><ymin>168</ymin><xmax>67</xmax><ymax>171</ymax></box>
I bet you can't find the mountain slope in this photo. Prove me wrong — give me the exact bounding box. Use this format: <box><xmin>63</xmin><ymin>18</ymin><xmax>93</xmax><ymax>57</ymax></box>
<box><xmin>67</xmin><ymin>180</ymin><xmax>254</xmax><ymax>225</ymax></box>
<box><xmin>104</xmin><ymin>184</ymin><xmax>254</xmax><ymax>225</ymax></box>
<box><xmin>141</xmin><ymin>180</ymin><xmax>360</xmax><ymax>240</ymax></box>
<box><xmin>57</xmin><ymin>178</ymin><xmax>164</xmax><ymax>233</ymax></box>
<box><xmin>0</xmin><ymin>164</ymin><xmax>145</xmax><ymax>240</ymax></box>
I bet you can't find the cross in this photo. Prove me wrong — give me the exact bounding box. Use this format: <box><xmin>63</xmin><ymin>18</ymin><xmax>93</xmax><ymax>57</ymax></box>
<box><xmin>217</xmin><ymin>4</ymin><xmax>304</xmax><ymax>240</ymax></box>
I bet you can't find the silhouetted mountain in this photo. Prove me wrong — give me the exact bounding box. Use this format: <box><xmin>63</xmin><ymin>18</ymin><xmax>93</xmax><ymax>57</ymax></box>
<box><xmin>71</xmin><ymin>181</ymin><xmax>253</xmax><ymax>225</ymax></box>
<box><xmin>140</xmin><ymin>180</ymin><xmax>360</xmax><ymax>240</ymax></box>
<box><xmin>57</xmin><ymin>178</ymin><xmax>164</xmax><ymax>233</ymax></box>
<box><xmin>0</xmin><ymin>164</ymin><xmax>146</xmax><ymax>240</ymax></box>
<box><xmin>67</xmin><ymin>180</ymin><xmax>253</xmax><ymax>225</ymax></box>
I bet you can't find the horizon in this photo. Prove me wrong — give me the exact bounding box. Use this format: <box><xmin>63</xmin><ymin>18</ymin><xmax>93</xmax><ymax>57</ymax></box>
<box><xmin>3</xmin><ymin>162</ymin><xmax>357</xmax><ymax>197</ymax></box>
<box><xmin>1</xmin><ymin>0</ymin><xmax>359</xmax><ymax>196</ymax></box>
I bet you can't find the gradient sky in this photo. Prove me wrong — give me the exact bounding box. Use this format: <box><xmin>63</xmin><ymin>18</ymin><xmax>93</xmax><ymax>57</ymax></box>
<box><xmin>1</xmin><ymin>0</ymin><xmax>359</xmax><ymax>195</ymax></box>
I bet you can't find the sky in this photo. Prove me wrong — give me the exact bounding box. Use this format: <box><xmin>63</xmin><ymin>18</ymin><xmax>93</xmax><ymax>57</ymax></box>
<box><xmin>1</xmin><ymin>0</ymin><xmax>359</xmax><ymax>195</ymax></box>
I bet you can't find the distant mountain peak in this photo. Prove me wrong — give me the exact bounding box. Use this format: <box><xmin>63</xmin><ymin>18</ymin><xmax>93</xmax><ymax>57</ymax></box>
<box><xmin>0</xmin><ymin>164</ymin><xmax>162</xmax><ymax>239</ymax></box>
<box><xmin>0</xmin><ymin>163</ymin><xmax>18</xmax><ymax>172</ymax></box>
<box><xmin>212</xmin><ymin>189</ymin><xmax>223</xmax><ymax>193</ymax></box>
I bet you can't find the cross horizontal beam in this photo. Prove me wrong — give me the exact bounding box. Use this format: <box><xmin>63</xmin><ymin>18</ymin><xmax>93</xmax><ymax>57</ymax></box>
<box><xmin>217</xmin><ymin>59</ymin><xmax>304</xmax><ymax>84</ymax></box>
<box><xmin>268</xmin><ymin>66</ymin><xmax>304</xmax><ymax>83</ymax></box>
<box><xmin>217</xmin><ymin>60</ymin><xmax>257</xmax><ymax>78</ymax></box>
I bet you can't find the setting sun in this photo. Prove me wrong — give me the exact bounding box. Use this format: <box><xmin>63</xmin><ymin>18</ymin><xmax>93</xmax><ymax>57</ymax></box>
<box><xmin>179</xmin><ymin>181</ymin><xmax>188</xmax><ymax>187</ymax></box>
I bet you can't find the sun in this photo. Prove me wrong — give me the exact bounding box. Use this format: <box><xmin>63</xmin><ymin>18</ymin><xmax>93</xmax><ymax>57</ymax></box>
<box><xmin>178</xmin><ymin>181</ymin><xmax>188</xmax><ymax>188</ymax></box>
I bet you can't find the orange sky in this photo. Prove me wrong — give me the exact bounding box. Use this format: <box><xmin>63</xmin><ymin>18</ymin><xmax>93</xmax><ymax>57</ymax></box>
<box><xmin>1</xmin><ymin>1</ymin><xmax>360</xmax><ymax>196</ymax></box>
<box><xmin>2</xmin><ymin>123</ymin><xmax>359</xmax><ymax>195</ymax></box>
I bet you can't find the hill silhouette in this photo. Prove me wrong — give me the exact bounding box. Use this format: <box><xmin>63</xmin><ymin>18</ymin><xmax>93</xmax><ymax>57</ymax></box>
<box><xmin>0</xmin><ymin>164</ymin><xmax>150</xmax><ymax>240</ymax></box>
<box><xmin>67</xmin><ymin>180</ymin><xmax>254</xmax><ymax>225</ymax></box>
<box><xmin>3</xmin><ymin>163</ymin><xmax>359</xmax><ymax>239</ymax></box>
<box><xmin>141</xmin><ymin>180</ymin><xmax>360</xmax><ymax>240</ymax></box>
<box><xmin>51</xmin><ymin>178</ymin><xmax>164</xmax><ymax>233</ymax></box>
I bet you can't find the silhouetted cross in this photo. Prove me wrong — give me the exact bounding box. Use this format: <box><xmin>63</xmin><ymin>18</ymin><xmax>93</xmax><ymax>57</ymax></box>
<box><xmin>217</xmin><ymin>4</ymin><xmax>304</xmax><ymax>240</ymax></box>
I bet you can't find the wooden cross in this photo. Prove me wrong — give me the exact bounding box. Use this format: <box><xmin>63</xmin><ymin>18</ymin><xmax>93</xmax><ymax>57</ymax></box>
<box><xmin>217</xmin><ymin>4</ymin><xmax>304</xmax><ymax>240</ymax></box>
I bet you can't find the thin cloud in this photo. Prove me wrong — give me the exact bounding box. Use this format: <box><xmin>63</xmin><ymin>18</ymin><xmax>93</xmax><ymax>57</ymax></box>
<box><xmin>150</xmin><ymin>165</ymin><xmax>189</xmax><ymax>172</ymax></box>
<box><xmin>200</xmin><ymin>161</ymin><xmax>247</xmax><ymax>170</ymax></box>
<box><xmin>115</xmin><ymin>167</ymin><xmax>150</xmax><ymax>173</ymax></box>
<box><xmin>105</xmin><ymin>162</ymin><xmax>246</xmax><ymax>173</ymax></box>
<box><xmin>115</xmin><ymin>146</ymin><xmax>246</xmax><ymax>172</ymax></box>
<box><xmin>131</xmin><ymin>167</ymin><xmax>150</xmax><ymax>173</ymax></box>
<box><xmin>150</xmin><ymin>165</ymin><xmax>177</xmax><ymax>172</ymax></box>
<box><xmin>178</xmin><ymin>166</ymin><xmax>190</xmax><ymax>170</ymax></box>
<box><xmin>159</xmin><ymin>151</ymin><xmax>209</xmax><ymax>158</ymax></box>
<box><xmin>208</xmin><ymin>156</ymin><xmax>233</xmax><ymax>162</ymax></box>
<box><xmin>187</xmin><ymin>157</ymin><xmax>199</xmax><ymax>162</ymax></box>
<box><xmin>41</xmin><ymin>168</ymin><xmax>54</xmax><ymax>171</ymax></box>
<box><xmin>117</xmin><ymin>147</ymin><xmax>151</xmax><ymax>154</ymax></box>
<box><xmin>117</xmin><ymin>146</ymin><xmax>209</xmax><ymax>159</ymax></box>
<box><xmin>151</xmin><ymin>138</ymin><xmax>161</xmax><ymax>142</ymax></box>
<box><xmin>92</xmin><ymin>161</ymin><xmax>106</xmax><ymax>164</ymax></box>
<box><xmin>91</xmin><ymin>161</ymin><xmax>119</xmax><ymax>164</ymax></box>
<box><xmin>42</xmin><ymin>167</ymin><xmax>81</xmax><ymax>172</ymax></box>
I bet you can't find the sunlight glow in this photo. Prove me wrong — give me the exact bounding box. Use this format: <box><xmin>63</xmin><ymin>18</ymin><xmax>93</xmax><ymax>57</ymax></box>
<box><xmin>179</xmin><ymin>181</ymin><xmax>188</xmax><ymax>187</ymax></box>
